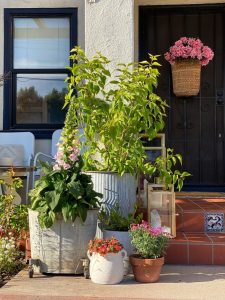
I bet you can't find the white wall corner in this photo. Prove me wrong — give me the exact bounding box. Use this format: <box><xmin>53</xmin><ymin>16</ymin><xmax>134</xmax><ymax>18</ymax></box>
<box><xmin>85</xmin><ymin>0</ymin><xmax>135</xmax><ymax>74</ymax></box>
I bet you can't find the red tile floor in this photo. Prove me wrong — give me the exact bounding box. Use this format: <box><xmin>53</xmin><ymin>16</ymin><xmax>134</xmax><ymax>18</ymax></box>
<box><xmin>166</xmin><ymin>197</ymin><xmax>225</xmax><ymax>265</ymax></box>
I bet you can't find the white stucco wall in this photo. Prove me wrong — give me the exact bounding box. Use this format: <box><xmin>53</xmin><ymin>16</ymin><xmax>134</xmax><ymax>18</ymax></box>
<box><xmin>85</xmin><ymin>0</ymin><xmax>134</xmax><ymax>74</ymax></box>
<box><xmin>85</xmin><ymin>0</ymin><xmax>225</xmax><ymax>74</ymax></box>
<box><xmin>0</xmin><ymin>0</ymin><xmax>84</xmax><ymax>155</ymax></box>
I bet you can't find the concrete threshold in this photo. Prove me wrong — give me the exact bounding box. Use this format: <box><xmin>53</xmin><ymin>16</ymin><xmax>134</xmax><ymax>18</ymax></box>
<box><xmin>0</xmin><ymin>265</ymin><xmax>225</xmax><ymax>300</ymax></box>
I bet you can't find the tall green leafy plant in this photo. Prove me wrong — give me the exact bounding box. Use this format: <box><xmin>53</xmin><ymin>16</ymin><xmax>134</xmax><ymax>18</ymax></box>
<box><xmin>64</xmin><ymin>46</ymin><xmax>167</xmax><ymax>176</ymax></box>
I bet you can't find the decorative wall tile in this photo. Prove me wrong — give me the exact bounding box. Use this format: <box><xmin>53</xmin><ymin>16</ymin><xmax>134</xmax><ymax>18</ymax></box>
<box><xmin>205</xmin><ymin>213</ymin><xmax>224</xmax><ymax>232</ymax></box>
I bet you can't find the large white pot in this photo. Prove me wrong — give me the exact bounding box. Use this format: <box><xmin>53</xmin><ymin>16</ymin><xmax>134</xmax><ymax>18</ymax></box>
<box><xmin>87</xmin><ymin>250</ymin><xmax>127</xmax><ymax>284</ymax></box>
<box><xmin>28</xmin><ymin>209</ymin><xmax>98</xmax><ymax>274</ymax></box>
<box><xmin>85</xmin><ymin>172</ymin><xmax>137</xmax><ymax>216</ymax></box>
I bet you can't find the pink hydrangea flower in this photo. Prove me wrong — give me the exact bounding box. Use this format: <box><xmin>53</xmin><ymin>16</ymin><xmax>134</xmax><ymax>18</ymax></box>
<box><xmin>164</xmin><ymin>37</ymin><xmax>214</xmax><ymax>66</ymax></box>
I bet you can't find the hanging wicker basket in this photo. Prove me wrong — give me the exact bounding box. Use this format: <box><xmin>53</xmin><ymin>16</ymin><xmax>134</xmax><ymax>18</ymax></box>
<box><xmin>171</xmin><ymin>60</ymin><xmax>201</xmax><ymax>97</ymax></box>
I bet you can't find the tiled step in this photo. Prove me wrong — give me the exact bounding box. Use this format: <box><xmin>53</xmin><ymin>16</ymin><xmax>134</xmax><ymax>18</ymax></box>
<box><xmin>176</xmin><ymin>197</ymin><xmax>225</xmax><ymax>233</ymax></box>
<box><xmin>166</xmin><ymin>232</ymin><xmax>225</xmax><ymax>265</ymax></box>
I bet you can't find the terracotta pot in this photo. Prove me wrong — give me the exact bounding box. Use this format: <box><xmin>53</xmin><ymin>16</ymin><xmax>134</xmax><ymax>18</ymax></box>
<box><xmin>16</xmin><ymin>238</ymin><xmax>26</xmax><ymax>252</ymax></box>
<box><xmin>25</xmin><ymin>237</ymin><xmax>31</xmax><ymax>261</ymax></box>
<box><xmin>129</xmin><ymin>254</ymin><xmax>164</xmax><ymax>283</ymax></box>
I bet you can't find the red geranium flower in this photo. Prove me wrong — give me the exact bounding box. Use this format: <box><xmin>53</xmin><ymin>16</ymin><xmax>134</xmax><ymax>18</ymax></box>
<box><xmin>88</xmin><ymin>237</ymin><xmax>123</xmax><ymax>256</ymax></box>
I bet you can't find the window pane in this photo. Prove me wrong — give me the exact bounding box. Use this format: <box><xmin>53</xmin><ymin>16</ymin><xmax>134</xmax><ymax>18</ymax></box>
<box><xmin>16</xmin><ymin>74</ymin><xmax>67</xmax><ymax>124</ymax></box>
<box><xmin>14</xmin><ymin>18</ymin><xmax>70</xmax><ymax>69</ymax></box>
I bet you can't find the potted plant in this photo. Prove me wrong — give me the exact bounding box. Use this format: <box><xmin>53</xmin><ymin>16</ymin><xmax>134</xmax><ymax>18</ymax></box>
<box><xmin>87</xmin><ymin>237</ymin><xmax>127</xmax><ymax>284</ymax></box>
<box><xmin>63</xmin><ymin>46</ymin><xmax>172</xmax><ymax>217</ymax></box>
<box><xmin>99</xmin><ymin>204</ymin><xmax>143</xmax><ymax>275</ymax></box>
<box><xmin>99</xmin><ymin>203</ymin><xmax>142</xmax><ymax>255</ymax></box>
<box><xmin>0</xmin><ymin>170</ymin><xmax>29</xmax><ymax>254</ymax></box>
<box><xmin>129</xmin><ymin>220</ymin><xmax>171</xmax><ymax>283</ymax></box>
<box><xmin>28</xmin><ymin>137</ymin><xmax>102</xmax><ymax>274</ymax></box>
<box><xmin>0</xmin><ymin>171</ymin><xmax>28</xmax><ymax>283</ymax></box>
<box><xmin>164</xmin><ymin>37</ymin><xmax>214</xmax><ymax>97</ymax></box>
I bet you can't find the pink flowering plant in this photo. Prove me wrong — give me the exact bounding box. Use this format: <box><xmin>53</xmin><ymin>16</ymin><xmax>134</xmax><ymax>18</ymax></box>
<box><xmin>129</xmin><ymin>221</ymin><xmax>172</xmax><ymax>259</ymax></box>
<box><xmin>164</xmin><ymin>37</ymin><xmax>214</xmax><ymax>66</ymax></box>
<box><xmin>88</xmin><ymin>237</ymin><xmax>123</xmax><ymax>256</ymax></box>
<box><xmin>29</xmin><ymin>131</ymin><xmax>102</xmax><ymax>228</ymax></box>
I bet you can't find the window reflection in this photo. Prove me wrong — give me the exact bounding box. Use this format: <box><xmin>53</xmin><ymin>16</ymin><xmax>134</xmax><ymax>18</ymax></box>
<box><xmin>13</xmin><ymin>18</ymin><xmax>70</xmax><ymax>69</ymax></box>
<box><xmin>16</xmin><ymin>74</ymin><xmax>67</xmax><ymax>124</ymax></box>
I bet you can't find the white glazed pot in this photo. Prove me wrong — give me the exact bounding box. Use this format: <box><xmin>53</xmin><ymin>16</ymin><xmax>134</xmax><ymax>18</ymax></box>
<box><xmin>103</xmin><ymin>230</ymin><xmax>133</xmax><ymax>275</ymax></box>
<box><xmin>87</xmin><ymin>249</ymin><xmax>127</xmax><ymax>284</ymax></box>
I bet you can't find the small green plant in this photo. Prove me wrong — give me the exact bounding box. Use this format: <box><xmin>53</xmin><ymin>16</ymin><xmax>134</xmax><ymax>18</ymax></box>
<box><xmin>129</xmin><ymin>221</ymin><xmax>171</xmax><ymax>259</ymax></box>
<box><xmin>0</xmin><ymin>170</ymin><xmax>29</xmax><ymax>239</ymax></box>
<box><xmin>29</xmin><ymin>140</ymin><xmax>102</xmax><ymax>228</ymax></box>
<box><xmin>152</xmin><ymin>148</ymin><xmax>191</xmax><ymax>191</ymax></box>
<box><xmin>99</xmin><ymin>203</ymin><xmax>143</xmax><ymax>231</ymax></box>
<box><xmin>0</xmin><ymin>235</ymin><xmax>24</xmax><ymax>283</ymax></box>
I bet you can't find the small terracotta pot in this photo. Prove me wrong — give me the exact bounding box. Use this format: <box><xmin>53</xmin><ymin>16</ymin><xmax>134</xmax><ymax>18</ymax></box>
<box><xmin>129</xmin><ymin>254</ymin><xmax>164</xmax><ymax>283</ymax></box>
<box><xmin>16</xmin><ymin>238</ymin><xmax>26</xmax><ymax>251</ymax></box>
<box><xmin>25</xmin><ymin>237</ymin><xmax>31</xmax><ymax>261</ymax></box>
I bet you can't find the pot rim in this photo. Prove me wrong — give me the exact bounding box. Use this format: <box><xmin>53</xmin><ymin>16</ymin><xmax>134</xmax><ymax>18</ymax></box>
<box><xmin>129</xmin><ymin>254</ymin><xmax>164</xmax><ymax>260</ymax></box>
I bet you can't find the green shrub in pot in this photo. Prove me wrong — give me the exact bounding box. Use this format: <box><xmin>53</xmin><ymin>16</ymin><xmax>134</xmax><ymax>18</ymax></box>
<box><xmin>62</xmin><ymin>46</ymin><xmax>189</xmax><ymax>191</ymax></box>
<box><xmin>64</xmin><ymin>47</ymin><xmax>167</xmax><ymax>176</ymax></box>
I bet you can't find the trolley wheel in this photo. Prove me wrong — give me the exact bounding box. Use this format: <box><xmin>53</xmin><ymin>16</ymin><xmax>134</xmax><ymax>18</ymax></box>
<box><xmin>28</xmin><ymin>268</ymin><xmax>34</xmax><ymax>278</ymax></box>
<box><xmin>84</xmin><ymin>271</ymin><xmax>89</xmax><ymax>279</ymax></box>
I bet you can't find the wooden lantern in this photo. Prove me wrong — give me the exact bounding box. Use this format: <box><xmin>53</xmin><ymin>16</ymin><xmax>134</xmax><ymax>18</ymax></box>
<box><xmin>147</xmin><ymin>183</ymin><xmax>176</xmax><ymax>237</ymax></box>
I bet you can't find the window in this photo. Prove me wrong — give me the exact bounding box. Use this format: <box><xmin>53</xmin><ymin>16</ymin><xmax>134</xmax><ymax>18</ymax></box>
<box><xmin>4</xmin><ymin>8</ymin><xmax>77</xmax><ymax>138</ymax></box>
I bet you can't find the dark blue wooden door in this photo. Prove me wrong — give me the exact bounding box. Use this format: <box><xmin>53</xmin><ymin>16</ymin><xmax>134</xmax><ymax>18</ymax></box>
<box><xmin>139</xmin><ymin>5</ymin><xmax>225</xmax><ymax>189</ymax></box>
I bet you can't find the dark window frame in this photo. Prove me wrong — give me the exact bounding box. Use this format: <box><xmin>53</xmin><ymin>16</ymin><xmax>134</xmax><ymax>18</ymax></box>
<box><xmin>4</xmin><ymin>8</ymin><xmax>77</xmax><ymax>139</ymax></box>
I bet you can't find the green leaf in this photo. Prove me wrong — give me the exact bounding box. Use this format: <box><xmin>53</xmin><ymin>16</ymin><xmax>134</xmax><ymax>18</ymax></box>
<box><xmin>77</xmin><ymin>205</ymin><xmax>87</xmax><ymax>222</ymax></box>
<box><xmin>62</xmin><ymin>205</ymin><xmax>70</xmax><ymax>222</ymax></box>
<box><xmin>48</xmin><ymin>192</ymin><xmax>61</xmax><ymax>211</ymax></box>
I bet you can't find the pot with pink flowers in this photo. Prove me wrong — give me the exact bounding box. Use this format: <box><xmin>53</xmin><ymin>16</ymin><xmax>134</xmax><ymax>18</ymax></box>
<box><xmin>129</xmin><ymin>221</ymin><xmax>172</xmax><ymax>283</ymax></box>
<box><xmin>28</xmin><ymin>133</ymin><xmax>102</xmax><ymax>275</ymax></box>
<box><xmin>164</xmin><ymin>37</ymin><xmax>214</xmax><ymax>97</ymax></box>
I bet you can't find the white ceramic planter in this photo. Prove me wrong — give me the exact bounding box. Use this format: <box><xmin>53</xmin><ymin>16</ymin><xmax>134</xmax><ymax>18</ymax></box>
<box><xmin>103</xmin><ymin>230</ymin><xmax>134</xmax><ymax>275</ymax></box>
<box><xmin>28</xmin><ymin>209</ymin><xmax>98</xmax><ymax>274</ymax></box>
<box><xmin>87</xmin><ymin>249</ymin><xmax>127</xmax><ymax>284</ymax></box>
